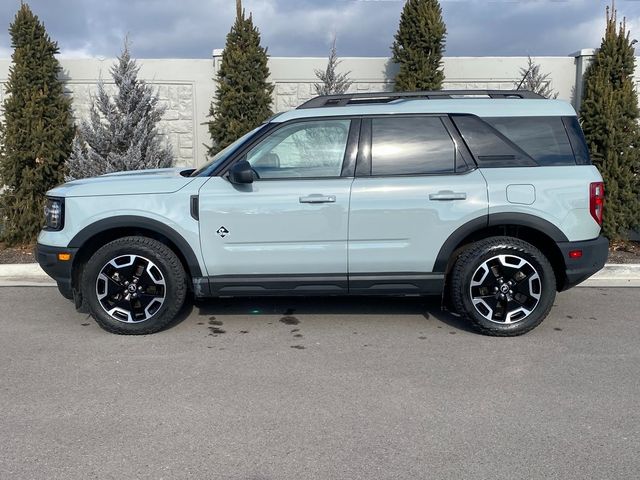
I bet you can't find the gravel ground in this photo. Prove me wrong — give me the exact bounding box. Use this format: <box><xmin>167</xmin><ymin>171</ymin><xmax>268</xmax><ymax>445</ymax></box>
<box><xmin>0</xmin><ymin>243</ymin><xmax>36</xmax><ymax>264</ymax></box>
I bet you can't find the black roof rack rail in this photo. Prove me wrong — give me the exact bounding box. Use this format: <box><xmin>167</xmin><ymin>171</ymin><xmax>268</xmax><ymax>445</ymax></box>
<box><xmin>297</xmin><ymin>90</ymin><xmax>544</xmax><ymax>109</ymax></box>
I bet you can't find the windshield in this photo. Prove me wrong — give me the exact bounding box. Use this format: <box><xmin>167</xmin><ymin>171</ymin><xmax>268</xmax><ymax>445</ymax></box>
<box><xmin>191</xmin><ymin>125</ymin><xmax>267</xmax><ymax>177</ymax></box>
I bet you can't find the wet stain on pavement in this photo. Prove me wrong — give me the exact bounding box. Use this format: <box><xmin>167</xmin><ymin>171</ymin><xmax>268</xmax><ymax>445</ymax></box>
<box><xmin>280</xmin><ymin>316</ymin><xmax>300</xmax><ymax>325</ymax></box>
<box><xmin>208</xmin><ymin>317</ymin><xmax>226</xmax><ymax>334</ymax></box>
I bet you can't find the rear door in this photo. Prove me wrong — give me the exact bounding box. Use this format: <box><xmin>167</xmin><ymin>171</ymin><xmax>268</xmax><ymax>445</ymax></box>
<box><xmin>348</xmin><ymin>115</ymin><xmax>488</xmax><ymax>293</ymax></box>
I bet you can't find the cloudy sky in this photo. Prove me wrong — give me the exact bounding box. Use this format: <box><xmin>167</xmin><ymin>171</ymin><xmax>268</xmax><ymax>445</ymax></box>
<box><xmin>0</xmin><ymin>0</ymin><xmax>639</xmax><ymax>59</ymax></box>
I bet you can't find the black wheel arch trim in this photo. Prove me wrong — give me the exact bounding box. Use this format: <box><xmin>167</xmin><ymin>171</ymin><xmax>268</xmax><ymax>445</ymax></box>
<box><xmin>68</xmin><ymin>216</ymin><xmax>203</xmax><ymax>277</ymax></box>
<box><xmin>434</xmin><ymin>213</ymin><xmax>568</xmax><ymax>272</ymax></box>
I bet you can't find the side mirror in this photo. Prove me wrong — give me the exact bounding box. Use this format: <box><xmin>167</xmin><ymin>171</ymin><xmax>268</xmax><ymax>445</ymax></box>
<box><xmin>229</xmin><ymin>160</ymin><xmax>254</xmax><ymax>184</ymax></box>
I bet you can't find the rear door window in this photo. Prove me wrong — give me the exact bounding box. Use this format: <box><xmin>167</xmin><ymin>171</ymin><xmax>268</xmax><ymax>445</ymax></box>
<box><xmin>370</xmin><ymin>116</ymin><xmax>456</xmax><ymax>175</ymax></box>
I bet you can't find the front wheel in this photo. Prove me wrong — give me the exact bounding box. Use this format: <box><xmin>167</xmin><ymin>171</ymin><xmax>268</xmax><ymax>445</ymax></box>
<box><xmin>81</xmin><ymin>236</ymin><xmax>187</xmax><ymax>335</ymax></box>
<box><xmin>450</xmin><ymin>237</ymin><xmax>556</xmax><ymax>336</ymax></box>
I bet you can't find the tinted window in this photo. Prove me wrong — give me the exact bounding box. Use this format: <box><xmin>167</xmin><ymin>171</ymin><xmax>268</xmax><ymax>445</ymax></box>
<box><xmin>562</xmin><ymin>116</ymin><xmax>591</xmax><ymax>165</ymax></box>
<box><xmin>484</xmin><ymin>116</ymin><xmax>576</xmax><ymax>166</ymax></box>
<box><xmin>452</xmin><ymin>115</ymin><xmax>537</xmax><ymax>168</ymax></box>
<box><xmin>371</xmin><ymin>117</ymin><xmax>455</xmax><ymax>175</ymax></box>
<box><xmin>246</xmin><ymin>119</ymin><xmax>351</xmax><ymax>179</ymax></box>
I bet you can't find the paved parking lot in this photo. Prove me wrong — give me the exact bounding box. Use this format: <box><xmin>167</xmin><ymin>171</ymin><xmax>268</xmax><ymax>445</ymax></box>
<box><xmin>0</xmin><ymin>286</ymin><xmax>638</xmax><ymax>479</ymax></box>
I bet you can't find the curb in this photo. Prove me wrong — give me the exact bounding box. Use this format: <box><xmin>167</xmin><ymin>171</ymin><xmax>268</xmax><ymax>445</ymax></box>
<box><xmin>0</xmin><ymin>263</ymin><xmax>639</xmax><ymax>288</ymax></box>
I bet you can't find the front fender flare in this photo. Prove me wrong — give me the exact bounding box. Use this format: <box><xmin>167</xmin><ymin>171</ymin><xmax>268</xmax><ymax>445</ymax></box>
<box><xmin>68</xmin><ymin>215</ymin><xmax>203</xmax><ymax>277</ymax></box>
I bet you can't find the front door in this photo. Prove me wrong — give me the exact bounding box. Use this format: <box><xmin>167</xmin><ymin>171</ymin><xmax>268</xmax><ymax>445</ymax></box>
<box><xmin>198</xmin><ymin>118</ymin><xmax>357</xmax><ymax>295</ymax></box>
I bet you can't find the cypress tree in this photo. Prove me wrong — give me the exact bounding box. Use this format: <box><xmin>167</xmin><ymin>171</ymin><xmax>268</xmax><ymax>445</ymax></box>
<box><xmin>0</xmin><ymin>3</ymin><xmax>74</xmax><ymax>245</ymax></box>
<box><xmin>391</xmin><ymin>0</ymin><xmax>447</xmax><ymax>92</ymax></box>
<box><xmin>580</xmin><ymin>6</ymin><xmax>640</xmax><ymax>240</ymax></box>
<box><xmin>208</xmin><ymin>0</ymin><xmax>273</xmax><ymax>155</ymax></box>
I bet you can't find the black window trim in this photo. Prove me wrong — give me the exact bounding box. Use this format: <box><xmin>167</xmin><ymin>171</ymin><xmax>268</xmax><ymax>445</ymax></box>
<box><xmin>354</xmin><ymin>113</ymin><xmax>476</xmax><ymax>178</ymax></box>
<box><xmin>216</xmin><ymin>115</ymin><xmax>361</xmax><ymax>181</ymax></box>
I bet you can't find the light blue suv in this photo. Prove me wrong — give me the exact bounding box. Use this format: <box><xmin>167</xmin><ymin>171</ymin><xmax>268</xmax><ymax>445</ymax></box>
<box><xmin>37</xmin><ymin>90</ymin><xmax>608</xmax><ymax>336</ymax></box>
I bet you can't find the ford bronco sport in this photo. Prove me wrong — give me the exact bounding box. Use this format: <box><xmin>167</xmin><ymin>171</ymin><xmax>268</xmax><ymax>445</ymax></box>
<box><xmin>37</xmin><ymin>90</ymin><xmax>609</xmax><ymax>336</ymax></box>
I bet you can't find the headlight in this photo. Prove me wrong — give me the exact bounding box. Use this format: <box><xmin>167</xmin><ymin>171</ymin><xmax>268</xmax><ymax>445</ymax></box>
<box><xmin>44</xmin><ymin>197</ymin><xmax>64</xmax><ymax>231</ymax></box>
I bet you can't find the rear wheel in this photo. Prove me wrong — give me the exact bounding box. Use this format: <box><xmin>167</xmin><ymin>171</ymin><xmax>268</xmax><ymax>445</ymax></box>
<box><xmin>81</xmin><ymin>236</ymin><xmax>187</xmax><ymax>335</ymax></box>
<box><xmin>450</xmin><ymin>236</ymin><xmax>556</xmax><ymax>336</ymax></box>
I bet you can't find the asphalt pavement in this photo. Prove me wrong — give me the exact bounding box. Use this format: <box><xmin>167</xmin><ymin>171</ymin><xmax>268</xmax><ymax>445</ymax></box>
<box><xmin>0</xmin><ymin>286</ymin><xmax>638</xmax><ymax>479</ymax></box>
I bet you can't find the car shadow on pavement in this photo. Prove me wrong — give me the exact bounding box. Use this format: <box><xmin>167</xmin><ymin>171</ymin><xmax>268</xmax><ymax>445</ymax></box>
<box><xmin>189</xmin><ymin>295</ymin><xmax>477</xmax><ymax>334</ymax></box>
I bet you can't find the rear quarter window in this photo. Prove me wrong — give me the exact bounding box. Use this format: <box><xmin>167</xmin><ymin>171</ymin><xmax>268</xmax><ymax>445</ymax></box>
<box><xmin>483</xmin><ymin>116</ymin><xmax>576</xmax><ymax>166</ymax></box>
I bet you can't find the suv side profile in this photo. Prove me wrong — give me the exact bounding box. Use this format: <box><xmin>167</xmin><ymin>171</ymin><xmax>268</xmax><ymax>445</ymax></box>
<box><xmin>37</xmin><ymin>90</ymin><xmax>609</xmax><ymax>336</ymax></box>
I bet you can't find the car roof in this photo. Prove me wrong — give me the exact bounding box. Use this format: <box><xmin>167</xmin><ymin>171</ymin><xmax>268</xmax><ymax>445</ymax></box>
<box><xmin>271</xmin><ymin>99</ymin><xmax>577</xmax><ymax>123</ymax></box>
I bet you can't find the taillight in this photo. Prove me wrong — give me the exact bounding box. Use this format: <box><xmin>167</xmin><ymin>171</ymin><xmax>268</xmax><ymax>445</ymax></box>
<box><xmin>590</xmin><ymin>182</ymin><xmax>604</xmax><ymax>226</ymax></box>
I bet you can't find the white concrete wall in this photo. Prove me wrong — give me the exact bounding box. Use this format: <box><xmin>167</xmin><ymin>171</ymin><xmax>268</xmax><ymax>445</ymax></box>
<box><xmin>0</xmin><ymin>52</ymin><xmax>599</xmax><ymax>168</ymax></box>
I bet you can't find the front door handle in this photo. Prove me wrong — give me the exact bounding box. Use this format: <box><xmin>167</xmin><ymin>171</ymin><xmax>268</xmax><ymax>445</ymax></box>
<box><xmin>299</xmin><ymin>194</ymin><xmax>336</xmax><ymax>204</ymax></box>
<box><xmin>429</xmin><ymin>191</ymin><xmax>467</xmax><ymax>201</ymax></box>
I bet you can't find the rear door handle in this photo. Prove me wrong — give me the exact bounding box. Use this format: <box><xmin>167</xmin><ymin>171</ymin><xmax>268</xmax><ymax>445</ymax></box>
<box><xmin>299</xmin><ymin>194</ymin><xmax>336</xmax><ymax>204</ymax></box>
<box><xmin>429</xmin><ymin>191</ymin><xmax>467</xmax><ymax>201</ymax></box>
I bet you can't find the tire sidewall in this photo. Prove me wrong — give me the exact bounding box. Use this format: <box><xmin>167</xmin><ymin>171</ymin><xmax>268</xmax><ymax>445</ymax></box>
<box><xmin>82</xmin><ymin>237</ymin><xmax>186</xmax><ymax>334</ymax></box>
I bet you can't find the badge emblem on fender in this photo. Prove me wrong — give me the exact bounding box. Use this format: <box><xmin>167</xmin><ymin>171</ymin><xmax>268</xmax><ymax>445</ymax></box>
<box><xmin>216</xmin><ymin>226</ymin><xmax>229</xmax><ymax>238</ymax></box>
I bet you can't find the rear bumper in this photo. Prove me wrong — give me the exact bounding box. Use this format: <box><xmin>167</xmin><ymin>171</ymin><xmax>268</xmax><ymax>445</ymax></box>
<box><xmin>36</xmin><ymin>243</ymin><xmax>78</xmax><ymax>293</ymax></box>
<box><xmin>558</xmin><ymin>235</ymin><xmax>609</xmax><ymax>290</ymax></box>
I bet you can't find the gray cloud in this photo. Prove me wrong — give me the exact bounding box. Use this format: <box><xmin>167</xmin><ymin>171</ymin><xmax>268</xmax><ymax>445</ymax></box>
<box><xmin>0</xmin><ymin>0</ymin><xmax>639</xmax><ymax>58</ymax></box>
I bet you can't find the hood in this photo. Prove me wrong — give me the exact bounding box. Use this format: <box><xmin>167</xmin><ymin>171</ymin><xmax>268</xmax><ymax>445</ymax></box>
<box><xmin>48</xmin><ymin>167</ymin><xmax>198</xmax><ymax>198</ymax></box>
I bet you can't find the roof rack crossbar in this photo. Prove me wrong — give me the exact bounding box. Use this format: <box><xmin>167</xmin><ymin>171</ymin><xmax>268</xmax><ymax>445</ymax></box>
<box><xmin>297</xmin><ymin>90</ymin><xmax>544</xmax><ymax>109</ymax></box>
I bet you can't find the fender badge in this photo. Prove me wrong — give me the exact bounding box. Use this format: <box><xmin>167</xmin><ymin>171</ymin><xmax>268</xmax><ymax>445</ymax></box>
<box><xmin>216</xmin><ymin>226</ymin><xmax>229</xmax><ymax>238</ymax></box>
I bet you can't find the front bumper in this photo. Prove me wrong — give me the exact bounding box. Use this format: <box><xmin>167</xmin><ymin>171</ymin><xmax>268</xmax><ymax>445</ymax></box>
<box><xmin>36</xmin><ymin>243</ymin><xmax>78</xmax><ymax>293</ymax></box>
<box><xmin>558</xmin><ymin>235</ymin><xmax>609</xmax><ymax>290</ymax></box>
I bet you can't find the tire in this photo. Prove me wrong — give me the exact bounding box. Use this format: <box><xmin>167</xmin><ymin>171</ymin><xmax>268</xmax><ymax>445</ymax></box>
<box><xmin>81</xmin><ymin>236</ymin><xmax>187</xmax><ymax>335</ymax></box>
<box><xmin>450</xmin><ymin>236</ymin><xmax>556</xmax><ymax>336</ymax></box>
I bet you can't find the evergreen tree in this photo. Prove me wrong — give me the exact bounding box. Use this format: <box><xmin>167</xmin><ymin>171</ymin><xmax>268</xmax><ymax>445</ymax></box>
<box><xmin>391</xmin><ymin>0</ymin><xmax>446</xmax><ymax>92</ymax></box>
<box><xmin>0</xmin><ymin>3</ymin><xmax>74</xmax><ymax>245</ymax></box>
<box><xmin>208</xmin><ymin>0</ymin><xmax>273</xmax><ymax>155</ymax></box>
<box><xmin>66</xmin><ymin>41</ymin><xmax>173</xmax><ymax>180</ymax></box>
<box><xmin>580</xmin><ymin>6</ymin><xmax>640</xmax><ymax>240</ymax></box>
<box><xmin>314</xmin><ymin>39</ymin><xmax>352</xmax><ymax>96</ymax></box>
<box><xmin>515</xmin><ymin>56</ymin><xmax>559</xmax><ymax>99</ymax></box>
